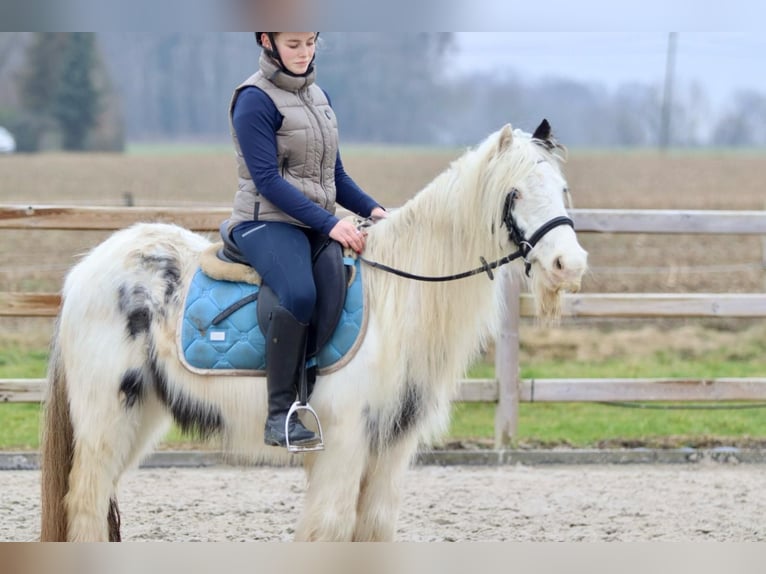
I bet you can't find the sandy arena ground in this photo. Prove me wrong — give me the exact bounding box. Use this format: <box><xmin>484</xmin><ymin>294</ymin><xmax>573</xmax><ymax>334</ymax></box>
<box><xmin>2</xmin><ymin>463</ymin><xmax>765</xmax><ymax>542</ymax></box>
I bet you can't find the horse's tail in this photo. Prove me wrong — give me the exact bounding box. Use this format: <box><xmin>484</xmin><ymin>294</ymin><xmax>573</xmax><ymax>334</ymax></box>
<box><xmin>40</xmin><ymin>324</ymin><xmax>73</xmax><ymax>541</ymax></box>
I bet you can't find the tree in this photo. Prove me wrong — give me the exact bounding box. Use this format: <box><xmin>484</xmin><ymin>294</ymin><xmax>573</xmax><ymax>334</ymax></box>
<box><xmin>610</xmin><ymin>84</ymin><xmax>661</xmax><ymax>146</ymax></box>
<box><xmin>711</xmin><ymin>90</ymin><xmax>766</xmax><ymax>147</ymax></box>
<box><xmin>10</xmin><ymin>33</ymin><xmax>68</xmax><ymax>150</ymax></box>
<box><xmin>16</xmin><ymin>33</ymin><xmax>69</xmax><ymax>114</ymax></box>
<box><xmin>51</xmin><ymin>33</ymin><xmax>102</xmax><ymax>150</ymax></box>
<box><xmin>14</xmin><ymin>33</ymin><xmax>111</xmax><ymax>151</ymax></box>
<box><xmin>318</xmin><ymin>33</ymin><xmax>455</xmax><ymax>143</ymax></box>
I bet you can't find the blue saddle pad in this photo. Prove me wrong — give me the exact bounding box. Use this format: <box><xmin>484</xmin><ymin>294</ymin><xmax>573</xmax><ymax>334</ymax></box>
<box><xmin>179</xmin><ymin>258</ymin><xmax>364</xmax><ymax>375</ymax></box>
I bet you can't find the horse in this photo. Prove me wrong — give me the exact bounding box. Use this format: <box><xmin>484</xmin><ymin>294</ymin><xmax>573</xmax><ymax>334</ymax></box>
<box><xmin>40</xmin><ymin>120</ymin><xmax>588</xmax><ymax>542</ymax></box>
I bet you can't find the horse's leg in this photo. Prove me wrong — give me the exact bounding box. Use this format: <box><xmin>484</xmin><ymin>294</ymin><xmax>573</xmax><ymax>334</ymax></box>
<box><xmin>294</xmin><ymin>420</ymin><xmax>369</xmax><ymax>541</ymax></box>
<box><xmin>64</xmin><ymin>360</ymin><xmax>158</xmax><ymax>541</ymax></box>
<box><xmin>65</xmin><ymin>420</ymin><xmax>135</xmax><ymax>541</ymax></box>
<box><xmin>122</xmin><ymin>390</ymin><xmax>173</xmax><ymax>471</ymax></box>
<box><xmin>352</xmin><ymin>434</ymin><xmax>419</xmax><ymax>541</ymax></box>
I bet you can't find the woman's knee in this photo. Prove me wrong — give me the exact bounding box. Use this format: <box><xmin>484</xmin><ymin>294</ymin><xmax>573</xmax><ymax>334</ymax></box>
<box><xmin>283</xmin><ymin>285</ymin><xmax>316</xmax><ymax>324</ymax></box>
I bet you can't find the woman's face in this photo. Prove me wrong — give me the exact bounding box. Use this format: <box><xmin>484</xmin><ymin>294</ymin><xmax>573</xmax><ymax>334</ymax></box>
<box><xmin>264</xmin><ymin>32</ymin><xmax>317</xmax><ymax>75</ymax></box>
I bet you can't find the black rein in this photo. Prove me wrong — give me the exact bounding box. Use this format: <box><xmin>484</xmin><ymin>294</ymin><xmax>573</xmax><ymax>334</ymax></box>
<box><xmin>359</xmin><ymin>215</ymin><xmax>574</xmax><ymax>283</ymax></box>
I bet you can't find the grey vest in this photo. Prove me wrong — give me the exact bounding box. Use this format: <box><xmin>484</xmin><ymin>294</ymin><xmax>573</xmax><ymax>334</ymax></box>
<box><xmin>228</xmin><ymin>52</ymin><xmax>339</xmax><ymax>228</ymax></box>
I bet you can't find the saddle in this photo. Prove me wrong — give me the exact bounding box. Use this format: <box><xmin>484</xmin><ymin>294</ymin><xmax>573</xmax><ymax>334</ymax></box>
<box><xmin>179</xmin><ymin>219</ymin><xmax>367</xmax><ymax>378</ymax></box>
<box><xmin>214</xmin><ymin>220</ymin><xmax>352</xmax><ymax>358</ymax></box>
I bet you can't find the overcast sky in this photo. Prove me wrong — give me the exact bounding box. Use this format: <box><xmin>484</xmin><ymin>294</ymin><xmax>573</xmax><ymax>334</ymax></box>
<box><xmin>453</xmin><ymin>33</ymin><xmax>765</xmax><ymax>113</ymax></box>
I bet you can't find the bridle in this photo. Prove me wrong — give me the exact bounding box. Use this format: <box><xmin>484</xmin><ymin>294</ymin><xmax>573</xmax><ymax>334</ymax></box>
<box><xmin>358</xmin><ymin>188</ymin><xmax>574</xmax><ymax>282</ymax></box>
<box><xmin>502</xmin><ymin>188</ymin><xmax>574</xmax><ymax>277</ymax></box>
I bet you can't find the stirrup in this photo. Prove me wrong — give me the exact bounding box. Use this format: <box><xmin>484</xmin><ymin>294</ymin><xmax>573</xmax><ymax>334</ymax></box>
<box><xmin>285</xmin><ymin>401</ymin><xmax>325</xmax><ymax>453</ymax></box>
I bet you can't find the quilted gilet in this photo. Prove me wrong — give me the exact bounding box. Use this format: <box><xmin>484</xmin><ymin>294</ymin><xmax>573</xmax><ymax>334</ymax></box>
<box><xmin>228</xmin><ymin>52</ymin><xmax>339</xmax><ymax>228</ymax></box>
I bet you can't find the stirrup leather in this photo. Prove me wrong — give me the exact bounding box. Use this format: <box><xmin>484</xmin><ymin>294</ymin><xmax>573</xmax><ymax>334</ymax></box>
<box><xmin>285</xmin><ymin>401</ymin><xmax>325</xmax><ymax>453</ymax></box>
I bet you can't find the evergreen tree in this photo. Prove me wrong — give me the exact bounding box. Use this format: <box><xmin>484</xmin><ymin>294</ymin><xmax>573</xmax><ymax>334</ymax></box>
<box><xmin>17</xmin><ymin>33</ymin><xmax>69</xmax><ymax>114</ymax></box>
<box><xmin>9</xmin><ymin>33</ymin><xmax>68</xmax><ymax>151</ymax></box>
<box><xmin>51</xmin><ymin>33</ymin><xmax>101</xmax><ymax>150</ymax></box>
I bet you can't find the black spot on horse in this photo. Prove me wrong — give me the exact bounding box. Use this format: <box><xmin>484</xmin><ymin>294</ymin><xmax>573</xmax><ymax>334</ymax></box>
<box><xmin>366</xmin><ymin>381</ymin><xmax>422</xmax><ymax>452</ymax></box>
<box><xmin>141</xmin><ymin>255</ymin><xmax>181</xmax><ymax>304</ymax></box>
<box><xmin>149</xmin><ymin>351</ymin><xmax>223</xmax><ymax>439</ymax></box>
<box><xmin>108</xmin><ymin>498</ymin><xmax>121</xmax><ymax>542</ymax></box>
<box><xmin>117</xmin><ymin>284</ymin><xmax>152</xmax><ymax>338</ymax></box>
<box><xmin>119</xmin><ymin>368</ymin><xmax>144</xmax><ymax>409</ymax></box>
<box><xmin>364</xmin><ymin>406</ymin><xmax>380</xmax><ymax>452</ymax></box>
<box><xmin>391</xmin><ymin>382</ymin><xmax>421</xmax><ymax>441</ymax></box>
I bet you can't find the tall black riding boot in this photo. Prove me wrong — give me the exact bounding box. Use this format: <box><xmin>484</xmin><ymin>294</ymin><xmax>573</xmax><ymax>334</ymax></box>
<box><xmin>263</xmin><ymin>306</ymin><xmax>319</xmax><ymax>448</ymax></box>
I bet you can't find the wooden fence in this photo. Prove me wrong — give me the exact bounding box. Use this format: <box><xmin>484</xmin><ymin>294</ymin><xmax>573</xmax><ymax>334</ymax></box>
<box><xmin>2</xmin><ymin>205</ymin><xmax>766</xmax><ymax>447</ymax></box>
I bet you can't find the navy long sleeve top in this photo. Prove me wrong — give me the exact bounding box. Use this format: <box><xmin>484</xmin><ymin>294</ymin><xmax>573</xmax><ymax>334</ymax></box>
<box><xmin>232</xmin><ymin>86</ymin><xmax>380</xmax><ymax>235</ymax></box>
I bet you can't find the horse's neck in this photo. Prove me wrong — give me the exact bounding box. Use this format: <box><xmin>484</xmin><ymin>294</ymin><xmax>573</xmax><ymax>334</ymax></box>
<box><xmin>365</xmin><ymin>164</ymin><xmax>504</xmax><ymax>385</ymax></box>
<box><xmin>368</xmin><ymin>155</ymin><xmax>498</xmax><ymax>279</ymax></box>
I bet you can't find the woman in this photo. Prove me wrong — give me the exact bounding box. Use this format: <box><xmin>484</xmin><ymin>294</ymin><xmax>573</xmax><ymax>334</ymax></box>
<box><xmin>223</xmin><ymin>32</ymin><xmax>388</xmax><ymax>449</ymax></box>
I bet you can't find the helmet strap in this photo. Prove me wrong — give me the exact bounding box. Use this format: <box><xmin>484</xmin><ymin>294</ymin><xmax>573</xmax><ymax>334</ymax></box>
<box><xmin>262</xmin><ymin>33</ymin><xmax>283</xmax><ymax>65</ymax></box>
<box><xmin>262</xmin><ymin>32</ymin><xmax>316</xmax><ymax>78</ymax></box>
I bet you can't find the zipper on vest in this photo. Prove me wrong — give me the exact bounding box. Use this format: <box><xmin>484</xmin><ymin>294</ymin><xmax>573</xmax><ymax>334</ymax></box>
<box><xmin>319</xmin><ymin>130</ymin><xmax>327</xmax><ymax>208</ymax></box>
<box><xmin>300</xmin><ymin>89</ymin><xmax>330</xmax><ymax>210</ymax></box>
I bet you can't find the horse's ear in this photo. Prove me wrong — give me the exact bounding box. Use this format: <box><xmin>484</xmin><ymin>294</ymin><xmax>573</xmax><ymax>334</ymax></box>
<box><xmin>532</xmin><ymin>119</ymin><xmax>552</xmax><ymax>143</ymax></box>
<box><xmin>497</xmin><ymin>124</ymin><xmax>514</xmax><ymax>153</ymax></box>
<box><xmin>532</xmin><ymin>119</ymin><xmax>559</xmax><ymax>151</ymax></box>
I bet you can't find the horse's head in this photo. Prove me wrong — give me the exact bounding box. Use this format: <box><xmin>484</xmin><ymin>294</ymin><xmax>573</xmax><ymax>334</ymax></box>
<box><xmin>486</xmin><ymin>119</ymin><xmax>588</xmax><ymax>318</ymax></box>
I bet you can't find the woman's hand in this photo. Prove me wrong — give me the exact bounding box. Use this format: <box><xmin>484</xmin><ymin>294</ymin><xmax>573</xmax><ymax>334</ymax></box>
<box><xmin>329</xmin><ymin>219</ymin><xmax>366</xmax><ymax>253</ymax></box>
<box><xmin>370</xmin><ymin>206</ymin><xmax>388</xmax><ymax>221</ymax></box>
<box><xmin>330</xmin><ymin>208</ymin><xmax>387</xmax><ymax>253</ymax></box>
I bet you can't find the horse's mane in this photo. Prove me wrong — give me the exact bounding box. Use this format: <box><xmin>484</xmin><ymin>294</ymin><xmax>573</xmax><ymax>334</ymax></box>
<box><xmin>366</xmin><ymin>126</ymin><xmax>563</xmax><ymax>277</ymax></box>
<box><xmin>360</xmin><ymin>126</ymin><xmax>564</xmax><ymax>444</ymax></box>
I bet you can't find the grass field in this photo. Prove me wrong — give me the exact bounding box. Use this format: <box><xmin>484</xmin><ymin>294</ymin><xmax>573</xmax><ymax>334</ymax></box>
<box><xmin>3</xmin><ymin>323</ymin><xmax>766</xmax><ymax>450</ymax></box>
<box><xmin>1</xmin><ymin>143</ymin><xmax>765</xmax><ymax>449</ymax></box>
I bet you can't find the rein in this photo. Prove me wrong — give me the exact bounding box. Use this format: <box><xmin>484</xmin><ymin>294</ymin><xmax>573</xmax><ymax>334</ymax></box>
<box><xmin>359</xmin><ymin>252</ymin><xmax>520</xmax><ymax>283</ymax></box>
<box><xmin>359</xmin><ymin>211</ymin><xmax>574</xmax><ymax>283</ymax></box>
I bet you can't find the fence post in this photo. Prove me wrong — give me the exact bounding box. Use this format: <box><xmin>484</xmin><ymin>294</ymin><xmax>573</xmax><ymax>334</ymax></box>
<box><xmin>761</xmin><ymin>199</ymin><xmax>765</xmax><ymax>291</ymax></box>
<box><xmin>494</xmin><ymin>269</ymin><xmax>521</xmax><ymax>448</ymax></box>
<box><xmin>761</xmin><ymin>236</ymin><xmax>766</xmax><ymax>291</ymax></box>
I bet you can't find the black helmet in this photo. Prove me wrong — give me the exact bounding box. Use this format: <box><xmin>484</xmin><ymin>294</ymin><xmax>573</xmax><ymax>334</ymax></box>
<box><xmin>253</xmin><ymin>33</ymin><xmax>319</xmax><ymax>76</ymax></box>
<box><xmin>254</xmin><ymin>33</ymin><xmax>281</xmax><ymax>68</ymax></box>
<box><xmin>254</xmin><ymin>32</ymin><xmax>319</xmax><ymax>46</ymax></box>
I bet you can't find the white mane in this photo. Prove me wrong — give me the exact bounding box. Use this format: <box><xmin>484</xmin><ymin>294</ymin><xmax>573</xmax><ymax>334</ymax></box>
<box><xmin>360</xmin><ymin>126</ymin><xmax>560</xmax><ymax>443</ymax></box>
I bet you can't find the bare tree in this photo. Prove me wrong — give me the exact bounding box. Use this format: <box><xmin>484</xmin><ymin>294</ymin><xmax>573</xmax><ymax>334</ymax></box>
<box><xmin>712</xmin><ymin>90</ymin><xmax>766</xmax><ymax>147</ymax></box>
